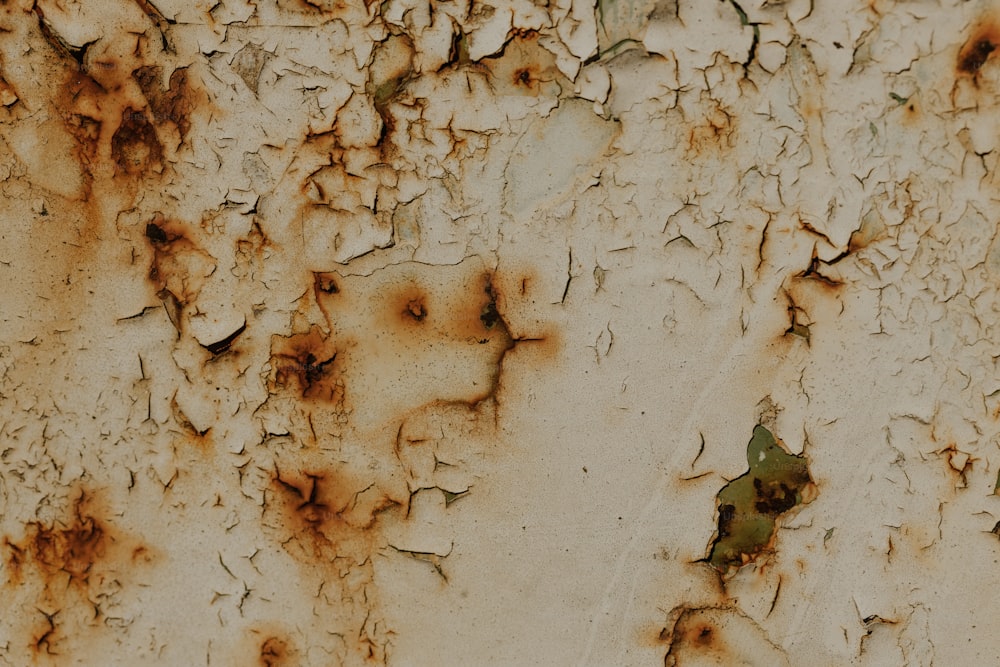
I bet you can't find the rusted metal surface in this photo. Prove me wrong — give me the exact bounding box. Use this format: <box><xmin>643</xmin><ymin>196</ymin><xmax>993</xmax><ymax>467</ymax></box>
<box><xmin>1</xmin><ymin>0</ymin><xmax>1000</xmax><ymax>664</ymax></box>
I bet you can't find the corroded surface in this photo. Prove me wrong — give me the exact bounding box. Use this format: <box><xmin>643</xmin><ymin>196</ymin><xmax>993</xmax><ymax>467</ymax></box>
<box><xmin>708</xmin><ymin>425</ymin><xmax>815</xmax><ymax>574</ymax></box>
<box><xmin>1</xmin><ymin>0</ymin><xmax>1000</xmax><ymax>665</ymax></box>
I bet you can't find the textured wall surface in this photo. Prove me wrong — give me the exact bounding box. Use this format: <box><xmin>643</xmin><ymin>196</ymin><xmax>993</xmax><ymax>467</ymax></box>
<box><xmin>1</xmin><ymin>0</ymin><xmax>999</xmax><ymax>664</ymax></box>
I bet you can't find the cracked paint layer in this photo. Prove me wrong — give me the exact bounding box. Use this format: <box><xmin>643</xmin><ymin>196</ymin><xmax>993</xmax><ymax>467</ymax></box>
<box><xmin>3</xmin><ymin>0</ymin><xmax>1000</xmax><ymax>665</ymax></box>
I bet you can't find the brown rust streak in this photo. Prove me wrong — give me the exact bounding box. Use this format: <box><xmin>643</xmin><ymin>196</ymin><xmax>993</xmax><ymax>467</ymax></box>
<box><xmin>958</xmin><ymin>19</ymin><xmax>1000</xmax><ymax>77</ymax></box>
<box><xmin>268</xmin><ymin>325</ymin><xmax>343</xmax><ymax>404</ymax></box>
<box><xmin>144</xmin><ymin>216</ymin><xmax>217</xmax><ymax>330</ymax></box>
<box><xmin>256</xmin><ymin>631</ymin><xmax>299</xmax><ymax>667</ymax></box>
<box><xmin>4</xmin><ymin>490</ymin><xmax>108</xmax><ymax>591</ymax></box>
<box><xmin>2</xmin><ymin>488</ymin><xmax>154</xmax><ymax>659</ymax></box>
<box><xmin>268</xmin><ymin>466</ymin><xmax>389</xmax><ymax>550</ymax></box>
<box><xmin>22</xmin><ymin>8</ymin><xmax>216</xmax><ymax>290</ymax></box>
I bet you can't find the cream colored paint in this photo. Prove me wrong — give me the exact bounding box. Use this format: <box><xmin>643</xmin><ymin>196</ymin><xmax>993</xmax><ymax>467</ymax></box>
<box><xmin>0</xmin><ymin>0</ymin><xmax>998</xmax><ymax>665</ymax></box>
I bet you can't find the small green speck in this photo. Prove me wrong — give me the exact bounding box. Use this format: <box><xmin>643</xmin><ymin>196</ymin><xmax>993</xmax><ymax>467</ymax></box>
<box><xmin>442</xmin><ymin>489</ymin><xmax>468</xmax><ymax>506</ymax></box>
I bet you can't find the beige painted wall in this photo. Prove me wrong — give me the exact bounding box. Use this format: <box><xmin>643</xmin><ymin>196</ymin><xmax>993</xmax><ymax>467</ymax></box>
<box><xmin>1</xmin><ymin>0</ymin><xmax>998</xmax><ymax>664</ymax></box>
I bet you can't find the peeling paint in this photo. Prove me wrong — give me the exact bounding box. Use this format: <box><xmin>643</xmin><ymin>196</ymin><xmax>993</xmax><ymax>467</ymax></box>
<box><xmin>2</xmin><ymin>0</ymin><xmax>1000</xmax><ymax>664</ymax></box>
<box><xmin>706</xmin><ymin>425</ymin><xmax>815</xmax><ymax>575</ymax></box>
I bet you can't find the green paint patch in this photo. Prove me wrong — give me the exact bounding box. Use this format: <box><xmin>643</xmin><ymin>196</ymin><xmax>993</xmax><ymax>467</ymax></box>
<box><xmin>786</xmin><ymin>319</ymin><xmax>811</xmax><ymax>343</ymax></box>
<box><xmin>707</xmin><ymin>425</ymin><xmax>814</xmax><ymax>573</ymax></box>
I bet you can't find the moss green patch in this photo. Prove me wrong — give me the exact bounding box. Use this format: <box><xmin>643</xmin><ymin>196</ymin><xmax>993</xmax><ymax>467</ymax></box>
<box><xmin>707</xmin><ymin>425</ymin><xmax>813</xmax><ymax>573</ymax></box>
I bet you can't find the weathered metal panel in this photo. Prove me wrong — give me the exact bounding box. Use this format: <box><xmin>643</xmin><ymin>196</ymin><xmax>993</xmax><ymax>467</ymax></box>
<box><xmin>1</xmin><ymin>0</ymin><xmax>998</xmax><ymax>664</ymax></box>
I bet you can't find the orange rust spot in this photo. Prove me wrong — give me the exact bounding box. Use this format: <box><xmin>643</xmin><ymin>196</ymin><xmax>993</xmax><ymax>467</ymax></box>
<box><xmin>893</xmin><ymin>97</ymin><xmax>922</xmax><ymax>130</ymax></box>
<box><xmin>480</xmin><ymin>33</ymin><xmax>560</xmax><ymax>97</ymax></box>
<box><xmin>259</xmin><ymin>635</ymin><xmax>296</xmax><ymax>666</ymax></box>
<box><xmin>958</xmin><ymin>21</ymin><xmax>1000</xmax><ymax>76</ymax></box>
<box><xmin>687</xmin><ymin>104</ymin><xmax>735</xmax><ymax>156</ymax></box>
<box><xmin>371</xmin><ymin>270</ymin><xmax>506</xmax><ymax>342</ymax></box>
<box><xmin>513</xmin><ymin>66</ymin><xmax>535</xmax><ymax>87</ymax></box>
<box><xmin>313</xmin><ymin>272</ymin><xmax>340</xmax><ymax>296</ymax></box>
<box><xmin>269</xmin><ymin>326</ymin><xmax>343</xmax><ymax>404</ymax></box>
<box><xmin>264</xmin><ymin>464</ymin><xmax>401</xmax><ymax>573</ymax></box>
<box><xmin>391</xmin><ymin>286</ymin><xmax>430</xmax><ymax>325</ymax></box>
<box><xmin>131</xmin><ymin>545</ymin><xmax>153</xmax><ymax>564</ymax></box>
<box><xmin>689</xmin><ymin>622</ymin><xmax>716</xmax><ymax>648</ymax></box>
<box><xmin>3</xmin><ymin>492</ymin><xmax>108</xmax><ymax>592</ymax></box>
<box><xmin>663</xmin><ymin>607</ymin><xmax>732</xmax><ymax>665</ymax></box>
<box><xmin>242</xmin><ymin>625</ymin><xmax>301</xmax><ymax>667</ymax></box>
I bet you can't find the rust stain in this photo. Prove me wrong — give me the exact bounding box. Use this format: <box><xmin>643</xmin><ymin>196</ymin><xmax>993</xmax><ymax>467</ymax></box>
<box><xmin>49</xmin><ymin>53</ymin><xmax>206</xmax><ymax>191</ymax></box>
<box><xmin>480</xmin><ymin>33</ymin><xmax>562</xmax><ymax>97</ymax></box>
<box><xmin>4</xmin><ymin>494</ymin><xmax>108</xmax><ymax>592</ymax></box>
<box><xmin>662</xmin><ymin>607</ymin><xmax>731</xmax><ymax>666</ymax></box>
<box><xmin>314</xmin><ymin>261</ymin><xmax>517</xmax><ymax>420</ymax></box>
<box><xmin>266</xmin><ymin>465</ymin><xmax>399</xmax><ymax>561</ymax></box>
<box><xmin>259</xmin><ymin>459</ymin><xmax>403</xmax><ymax>663</ymax></box>
<box><xmin>258</xmin><ymin>634</ymin><xmax>297</xmax><ymax>667</ymax></box>
<box><xmin>2</xmin><ymin>489</ymin><xmax>154</xmax><ymax>659</ymax></box>
<box><xmin>686</xmin><ymin>100</ymin><xmax>735</xmax><ymax>157</ymax></box>
<box><xmin>145</xmin><ymin>216</ymin><xmax>217</xmax><ymax>327</ymax></box>
<box><xmin>269</xmin><ymin>326</ymin><xmax>343</xmax><ymax>404</ymax></box>
<box><xmin>896</xmin><ymin>98</ymin><xmax>921</xmax><ymax>129</ymax></box>
<box><xmin>132</xmin><ymin>66</ymin><xmax>200</xmax><ymax>144</ymax></box>
<box><xmin>110</xmin><ymin>106</ymin><xmax>163</xmax><ymax>175</ymax></box>
<box><xmin>958</xmin><ymin>20</ymin><xmax>1000</xmax><ymax>76</ymax></box>
<box><xmin>0</xmin><ymin>3</ymin><xmax>565</xmax><ymax>663</ymax></box>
